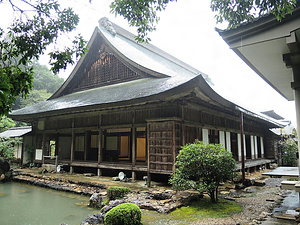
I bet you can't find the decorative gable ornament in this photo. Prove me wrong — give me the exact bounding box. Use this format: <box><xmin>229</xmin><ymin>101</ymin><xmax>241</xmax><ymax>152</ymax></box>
<box><xmin>99</xmin><ymin>17</ymin><xmax>116</xmax><ymax>36</ymax></box>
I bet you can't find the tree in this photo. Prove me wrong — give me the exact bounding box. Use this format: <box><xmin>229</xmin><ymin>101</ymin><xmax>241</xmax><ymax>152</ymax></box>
<box><xmin>13</xmin><ymin>62</ymin><xmax>64</xmax><ymax>109</ymax></box>
<box><xmin>30</xmin><ymin>62</ymin><xmax>64</xmax><ymax>94</ymax></box>
<box><xmin>280</xmin><ymin>130</ymin><xmax>298</xmax><ymax>166</ymax></box>
<box><xmin>169</xmin><ymin>141</ymin><xmax>236</xmax><ymax>202</ymax></box>
<box><xmin>210</xmin><ymin>0</ymin><xmax>297</xmax><ymax>28</ymax></box>
<box><xmin>0</xmin><ymin>137</ymin><xmax>22</xmax><ymax>160</ymax></box>
<box><xmin>0</xmin><ymin>0</ymin><xmax>87</xmax><ymax>116</ymax></box>
<box><xmin>0</xmin><ymin>116</ymin><xmax>16</xmax><ymax>133</ymax></box>
<box><xmin>110</xmin><ymin>0</ymin><xmax>297</xmax><ymax>42</ymax></box>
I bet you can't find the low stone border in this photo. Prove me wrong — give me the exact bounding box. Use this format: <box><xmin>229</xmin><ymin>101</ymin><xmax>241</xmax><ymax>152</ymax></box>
<box><xmin>13</xmin><ymin>173</ymin><xmax>106</xmax><ymax>195</ymax></box>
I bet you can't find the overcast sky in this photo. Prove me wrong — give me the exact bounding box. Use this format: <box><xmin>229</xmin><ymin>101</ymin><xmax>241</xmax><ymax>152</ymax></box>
<box><xmin>0</xmin><ymin>0</ymin><xmax>297</xmax><ymax>126</ymax></box>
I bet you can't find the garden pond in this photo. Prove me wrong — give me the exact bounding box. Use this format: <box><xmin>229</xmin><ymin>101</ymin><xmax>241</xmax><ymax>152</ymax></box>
<box><xmin>0</xmin><ymin>182</ymin><xmax>97</xmax><ymax>225</ymax></box>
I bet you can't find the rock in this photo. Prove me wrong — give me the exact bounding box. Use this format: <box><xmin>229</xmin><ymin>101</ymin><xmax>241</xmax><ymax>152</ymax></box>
<box><xmin>0</xmin><ymin>173</ymin><xmax>5</xmax><ymax>181</ymax></box>
<box><xmin>101</xmin><ymin>199</ymin><xmax>127</xmax><ymax>214</ymax></box>
<box><xmin>89</xmin><ymin>193</ymin><xmax>104</xmax><ymax>209</ymax></box>
<box><xmin>220</xmin><ymin>191</ymin><xmax>230</xmax><ymax>195</ymax></box>
<box><xmin>229</xmin><ymin>189</ymin><xmax>237</xmax><ymax>194</ymax></box>
<box><xmin>244</xmin><ymin>187</ymin><xmax>258</xmax><ymax>193</ymax></box>
<box><xmin>254</xmin><ymin>180</ymin><xmax>265</xmax><ymax>186</ymax></box>
<box><xmin>249</xmin><ymin>219</ymin><xmax>261</xmax><ymax>224</ymax></box>
<box><xmin>245</xmin><ymin>178</ymin><xmax>256</xmax><ymax>187</ymax></box>
<box><xmin>150</xmin><ymin>191</ymin><xmax>172</xmax><ymax>200</ymax></box>
<box><xmin>270</xmin><ymin>163</ymin><xmax>278</xmax><ymax>169</ymax></box>
<box><xmin>112</xmin><ymin>176</ymin><xmax>120</xmax><ymax>181</ymax></box>
<box><xmin>81</xmin><ymin>213</ymin><xmax>104</xmax><ymax>225</ymax></box>
<box><xmin>235</xmin><ymin>184</ymin><xmax>245</xmax><ymax>189</ymax></box>
<box><xmin>83</xmin><ymin>173</ymin><xmax>95</xmax><ymax>177</ymax></box>
<box><xmin>266</xmin><ymin>199</ymin><xmax>275</xmax><ymax>202</ymax></box>
<box><xmin>257</xmin><ymin>211</ymin><xmax>271</xmax><ymax>221</ymax></box>
<box><xmin>224</xmin><ymin>196</ymin><xmax>236</xmax><ymax>201</ymax></box>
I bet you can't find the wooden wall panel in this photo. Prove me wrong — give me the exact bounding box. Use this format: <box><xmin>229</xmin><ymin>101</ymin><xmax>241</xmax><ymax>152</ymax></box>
<box><xmin>147</xmin><ymin>119</ymin><xmax>182</xmax><ymax>174</ymax></box>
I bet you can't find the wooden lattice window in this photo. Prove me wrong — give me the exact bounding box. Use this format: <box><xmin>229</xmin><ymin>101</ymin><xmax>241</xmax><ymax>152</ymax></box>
<box><xmin>75</xmin><ymin>45</ymin><xmax>141</xmax><ymax>91</ymax></box>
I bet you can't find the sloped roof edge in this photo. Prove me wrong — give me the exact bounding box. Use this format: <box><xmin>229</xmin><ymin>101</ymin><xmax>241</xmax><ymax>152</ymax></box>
<box><xmin>0</xmin><ymin>126</ymin><xmax>32</xmax><ymax>138</ymax></box>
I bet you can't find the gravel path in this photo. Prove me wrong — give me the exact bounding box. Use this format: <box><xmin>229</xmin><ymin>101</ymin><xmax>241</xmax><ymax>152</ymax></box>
<box><xmin>188</xmin><ymin>178</ymin><xmax>288</xmax><ymax>225</ymax></box>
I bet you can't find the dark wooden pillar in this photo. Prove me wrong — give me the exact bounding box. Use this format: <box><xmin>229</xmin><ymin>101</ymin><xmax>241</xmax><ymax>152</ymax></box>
<box><xmin>182</xmin><ymin>124</ymin><xmax>186</xmax><ymax>146</ymax></box>
<box><xmin>147</xmin><ymin>123</ymin><xmax>151</xmax><ymax>187</ymax></box>
<box><xmin>70</xmin><ymin>120</ymin><xmax>75</xmax><ymax>174</ymax></box>
<box><xmin>42</xmin><ymin>132</ymin><xmax>46</xmax><ymax>164</ymax></box>
<box><xmin>97</xmin><ymin>128</ymin><xmax>103</xmax><ymax>176</ymax></box>
<box><xmin>84</xmin><ymin>131</ymin><xmax>89</xmax><ymax>161</ymax></box>
<box><xmin>131</xmin><ymin>126</ymin><xmax>136</xmax><ymax>181</ymax></box>
<box><xmin>172</xmin><ymin>121</ymin><xmax>176</xmax><ymax>173</ymax></box>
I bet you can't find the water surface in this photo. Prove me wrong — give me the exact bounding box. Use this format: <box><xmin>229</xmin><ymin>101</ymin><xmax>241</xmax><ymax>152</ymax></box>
<box><xmin>0</xmin><ymin>182</ymin><xmax>97</xmax><ymax>225</ymax></box>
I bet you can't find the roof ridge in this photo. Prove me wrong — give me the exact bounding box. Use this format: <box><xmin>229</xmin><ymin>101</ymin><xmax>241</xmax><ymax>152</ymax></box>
<box><xmin>98</xmin><ymin>17</ymin><xmax>204</xmax><ymax>77</ymax></box>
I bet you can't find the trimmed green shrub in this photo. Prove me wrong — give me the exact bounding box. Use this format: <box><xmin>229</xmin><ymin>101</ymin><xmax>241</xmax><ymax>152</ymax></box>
<box><xmin>104</xmin><ymin>203</ymin><xmax>142</xmax><ymax>225</ymax></box>
<box><xmin>107</xmin><ymin>186</ymin><xmax>130</xmax><ymax>200</ymax></box>
<box><xmin>169</xmin><ymin>141</ymin><xmax>236</xmax><ymax>202</ymax></box>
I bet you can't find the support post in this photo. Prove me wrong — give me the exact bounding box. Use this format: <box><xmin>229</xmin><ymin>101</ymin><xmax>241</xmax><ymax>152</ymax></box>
<box><xmin>147</xmin><ymin>123</ymin><xmax>151</xmax><ymax>187</ymax></box>
<box><xmin>172</xmin><ymin>121</ymin><xmax>176</xmax><ymax>173</ymax></box>
<box><xmin>42</xmin><ymin>132</ymin><xmax>46</xmax><ymax>165</ymax></box>
<box><xmin>131</xmin><ymin>126</ymin><xmax>136</xmax><ymax>181</ymax></box>
<box><xmin>70</xmin><ymin>120</ymin><xmax>75</xmax><ymax>174</ymax></box>
<box><xmin>84</xmin><ymin>131</ymin><xmax>89</xmax><ymax>161</ymax></box>
<box><xmin>239</xmin><ymin>111</ymin><xmax>245</xmax><ymax>185</ymax></box>
<box><xmin>98</xmin><ymin>128</ymin><xmax>103</xmax><ymax>177</ymax></box>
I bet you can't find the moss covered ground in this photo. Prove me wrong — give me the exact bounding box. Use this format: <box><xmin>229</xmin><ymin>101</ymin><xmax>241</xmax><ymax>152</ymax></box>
<box><xmin>142</xmin><ymin>196</ymin><xmax>242</xmax><ymax>224</ymax></box>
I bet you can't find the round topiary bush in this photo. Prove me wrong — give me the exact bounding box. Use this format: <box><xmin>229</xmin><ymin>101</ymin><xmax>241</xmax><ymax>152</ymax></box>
<box><xmin>107</xmin><ymin>186</ymin><xmax>130</xmax><ymax>200</ymax></box>
<box><xmin>104</xmin><ymin>203</ymin><xmax>142</xmax><ymax>225</ymax></box>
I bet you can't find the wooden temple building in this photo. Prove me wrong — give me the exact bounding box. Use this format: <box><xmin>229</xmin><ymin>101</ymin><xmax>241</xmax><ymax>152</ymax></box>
<box><xmin>10</xmin><ymin>18</ymin><xmax>283</xmax><ymax>181</ymax></box>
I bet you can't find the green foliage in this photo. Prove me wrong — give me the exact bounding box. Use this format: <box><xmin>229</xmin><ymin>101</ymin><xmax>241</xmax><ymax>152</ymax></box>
<box><xmin>25</xmin><ymin>145</ymin><xmax>35</xmax><ymax>163</ymax></box>
<box><xmin>169</xmin><ymin>141</ymin><xmax>236</xmax><ymax>202</ymax></box>
<box><xmin>211</xmin><ymin>0</ymin><xmax>296</xmax><ymax>29</ymax></box>
<box><xmin>12</xmin><ymin>61</ymin><xmax>64</xmax><ymax>109</ymax></box>
<box><xmin>111</xmin><ymin>0</ymin><xmax>296</xmax><ymax>42</ymax></box>
<box><xmin>107</xmin><ymin>186</ymin><xmax>130</xmax><ymax>200</ymax></box>
<box><xmin>15</xmin><ymin>89</ymin><xmax>52</xmax><ymax>109</ymax></box>
<box><xmin>110</xmin><ymin>0</ymin><xmax>176</xmax><ymax>43</ymax></box>
<box><xmin>0</xmin><ymin>0</ymin><xmax>87</xmax><ymax>116</ymax></box>
<box><xmin>0</xmin><ymin>116</ymin><xmax>16</xmax><ymax>132</ymax></box>
<box><xmin>104</xmin><ymin>203</ymin><xmax>142</xmax><ymax>225</ymax></box>
<box><xmin>281</xmin><ymin>139</ymin><xmax>298</xmax><ymax>167</ymax></box>
<box><xmin>0</xmin><ymin>137</ymin><xmax>22</xmax><ymax>160</ymax></box>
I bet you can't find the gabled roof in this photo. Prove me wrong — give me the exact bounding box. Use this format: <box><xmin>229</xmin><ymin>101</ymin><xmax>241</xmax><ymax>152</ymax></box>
<box><xmin>10</xmin><ymin>18</ymin><xmax>221</xmax><ymax>118</ymax></box>
<box><xmin>51</xmin><ymin>17</ymin><xmax>202</xmax><ymax>99</ymax></box>
<box><xmin>0</xmin><ymin>126</ymin><xmax>32</xmax><ymax>138</ymax></box>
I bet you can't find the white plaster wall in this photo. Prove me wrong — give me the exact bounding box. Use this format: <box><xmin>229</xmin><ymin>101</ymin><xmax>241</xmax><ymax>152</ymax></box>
<box><xmin>237</xmin><ymin>134</ymin><xmax>242</xmax><ymax>161</ymax></box>
<box><xmin>226</xmin><ymin>131</ymin><xmax>231</xmax><ymax>152</ymax></box>
<box><xmin>260</xmin><ymin>137</ymin><xmax>265</xmax><ymax>157</ymax></box>
<box><xmin>202</xmin><ymin>129</ymin><xmax>209</xmax><ymax>144</ymax></box>
<box><xmin>254</xmin><ymin>136</ymin><xmax>258</xmax><ymax>158</ymax></box>
<box><xmin>250</xmin><ymin>135</ymin><xmax>255</xmax><ymax>159</ymax></box>
<box><xmin>219</xmin><ymin>131</ymin><xmax>226</xmax><ymax>147</ymax></box>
